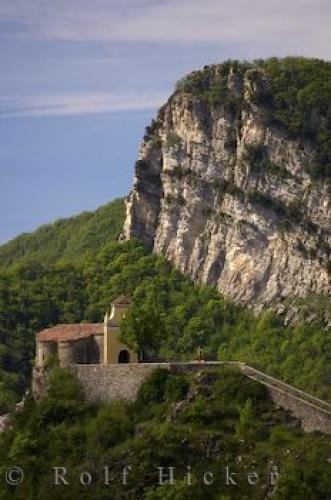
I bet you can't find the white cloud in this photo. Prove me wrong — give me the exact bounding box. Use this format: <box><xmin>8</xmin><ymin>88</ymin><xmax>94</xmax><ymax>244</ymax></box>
<box><xmin>0</xmin><ymin>92</ymin><xmax>166</xmax><ymax>117</ymax></box>
<box><xmin>0</xmin><ymin>0</ymin><xmax>330</xmax><ymax>58</ymax></box>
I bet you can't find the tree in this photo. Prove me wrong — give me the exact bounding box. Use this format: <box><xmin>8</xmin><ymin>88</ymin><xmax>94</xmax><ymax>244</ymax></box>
<box><xmin>120</xmin><ymin>304</ymin><xmax>166</xmax><ymax>353</ymax></box>
<box><xmin>235</xmin><ymin>399</ymin><xmax>257</xmax><ymax>442</ymax></box>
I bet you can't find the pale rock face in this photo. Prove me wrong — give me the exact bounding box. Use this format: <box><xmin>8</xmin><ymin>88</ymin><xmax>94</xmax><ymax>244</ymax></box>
<box><xmin>123</xmin><ymin>66</ymin><xmax>330</xmax><ymax>309</ymax></box>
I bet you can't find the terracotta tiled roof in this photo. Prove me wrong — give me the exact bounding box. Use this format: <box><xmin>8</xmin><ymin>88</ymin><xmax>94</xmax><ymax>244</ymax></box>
<box><xmin>37</xmin><ymin>323</ymin><xmax>103</xmax><ymax>343</ymax></box>
<box><xmin>111</xmin><ymin>295</ymin><xmax>132</xmax><ymax>306</ymax></box>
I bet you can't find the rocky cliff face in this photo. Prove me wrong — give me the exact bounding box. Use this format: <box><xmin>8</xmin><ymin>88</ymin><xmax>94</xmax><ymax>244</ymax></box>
<box><xmin>123</xmin><ymin>59</ymin><xmax>330</xmax><ymax>310</ymax></box>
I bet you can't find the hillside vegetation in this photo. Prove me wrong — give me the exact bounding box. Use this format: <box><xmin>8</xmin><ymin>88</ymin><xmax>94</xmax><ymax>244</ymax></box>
<box><xmin>0</xmin><ymin>237</ymin><xmax>329</xmax><ymax>413</ymax></box>
<box><xmin>0</xmin><ymin>198</ymin><xmax>125</xmax><ymax>267</ymax></box>
<box><xmin>0</xmin><ymin>366</ymin><xmax>330</xmax><ymax>499</ymax></box>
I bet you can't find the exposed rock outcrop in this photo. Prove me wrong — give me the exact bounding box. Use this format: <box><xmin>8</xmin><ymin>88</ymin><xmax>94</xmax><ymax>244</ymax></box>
<box><xmin>0</xmin><ymin>392</ymin><xmax>29</xmax><ymax>433</ymax></box>
<box><xmin>123</xmin><ymin>60</ymin><xmax>330</xmax><ymax>310</ymax></box>
<box><xmin>0</xmin><ymin>413</ymin><xmax>10</xmax><ymax>433</ymax></box>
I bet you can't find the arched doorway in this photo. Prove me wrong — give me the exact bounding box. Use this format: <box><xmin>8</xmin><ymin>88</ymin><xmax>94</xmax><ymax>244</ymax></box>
<box><xmin>118</xmin><ymin>349</ymin><xmax>130</xmax><ymax>363</ymax></box>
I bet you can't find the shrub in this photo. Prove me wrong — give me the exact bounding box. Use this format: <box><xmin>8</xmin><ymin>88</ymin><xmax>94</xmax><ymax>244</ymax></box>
<box><xmin>164</xmin><ymin>374</ymin><xmax>189</xmax><ymax>402</ymax></box>
<box><xmin>86</xmin><ymin>401</ymin><xmax>132</xmax><ymax>451</ymax></box>
<box><xmin>214</xmin><ymin>367</ymin><xmax>268</xmax><ymax>406</ymax></box>
<box><xmin>287</xmin><ymin>200</ymin><xmax>302</xmax><ymax>220</ymax></box>
<box><xmin>43</xmin><ymin>353</ymin><xmax>59</xmax><ymax>370</ymax></box>
<box><xmin>244</xmin><ymin>144</ymin><xmax>290</xmax><ymax>178</ymax></box>
<box><xmin>235</xmin><ymin>398</ymin><xmax>257</xmax><ymax>441</ymax></box>
<box><xmin>164</xmin><ymin>193</ymin><xmax>174</xmax><ymax>205</ymax></box>
<box><xmin>247</xmin><ymin>190</ymin><xmax>287</xmax><ymax>216</ymax></box>
<box><xmin>212</xmin><ymin>179</ymin><xmax>244</xmax><ymax>201</ymax></box>
<box><xmin>165</xmin><ymin>132</ymin><xmax>182</xmax><ymax>148</ymax></box>
<box><xmin>136</xmin><ymin>369</ymin><xmax>171</xmax><ymax>404</ymax></box>
<box><xmin>35</xmin><ymin>369</ymin><xmax>86</xmax><ymax>427</ymax></box>
<box><xmin>172</xmin><ymin>165</ymin><xmax>184</xmax><ymax>179</ymax></box>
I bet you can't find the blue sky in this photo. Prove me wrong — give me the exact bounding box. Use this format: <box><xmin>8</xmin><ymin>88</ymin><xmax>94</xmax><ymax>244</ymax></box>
<box><xmin>0</xmin><ymin>0</ymin><xmax>330</xmax><ymax>244</ymax></box>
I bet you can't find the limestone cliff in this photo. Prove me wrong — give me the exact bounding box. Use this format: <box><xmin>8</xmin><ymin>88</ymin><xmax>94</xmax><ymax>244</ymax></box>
<box><xmin>123</xmin><ymin>59</ymin><xmax>330</xmax><ymax>310</ymax></box>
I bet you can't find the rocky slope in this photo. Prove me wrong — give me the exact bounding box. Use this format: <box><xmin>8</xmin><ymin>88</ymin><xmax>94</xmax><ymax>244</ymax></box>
<box><xmin>123</xmin><ymin>58</ymin><xmax>330</xmax><ymax>309</ymax></box>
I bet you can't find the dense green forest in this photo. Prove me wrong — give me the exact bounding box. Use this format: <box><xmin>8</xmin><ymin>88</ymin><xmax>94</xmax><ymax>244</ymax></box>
<box><xmin>0</xmin><ymin>202</ymin><xmax>329</xmax><ymax>412</ymax></box>
<box><xmin>0</xmin><ymin>199</ymin><xmax>125</xmax><ymax>267</ymax></box>
<box><xmin>1</xmin><ymin>366</ymin><xmax>330</xmax><ymax>499</ymax></box>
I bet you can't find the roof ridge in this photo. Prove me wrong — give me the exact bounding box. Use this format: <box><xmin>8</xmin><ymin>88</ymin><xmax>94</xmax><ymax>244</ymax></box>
<box><xmin>37</xmin><ymin>322</ymin><xmax>104</xmax><ymax>342</ymax></box>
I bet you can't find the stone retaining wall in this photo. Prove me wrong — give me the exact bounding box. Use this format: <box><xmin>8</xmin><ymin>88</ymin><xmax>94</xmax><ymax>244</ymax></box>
<box><xmin>73</xmin><ymin>363</ymin><xmax>171</xmax><ymax>402</ymax></box>
<box><xmin>73</xmin><ymin>362</ymin><xmax>236</xmax><ymax>402</ymax></box>
<box><xmin>72</xmin><ymin>361</ymin><xmax>331</xmax><ymax>435</ymax></box>
<box><xmin>241</xmin><ymin>365</ymin><xmax>331</xmax><ymax>434</ymax></box>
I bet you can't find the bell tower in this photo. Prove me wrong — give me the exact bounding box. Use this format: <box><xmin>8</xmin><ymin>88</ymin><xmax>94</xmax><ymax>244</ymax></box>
<box><xmin>103</xmin><ymin>296</ymin><xmax>139</xmax><ymax>364</ymax></box>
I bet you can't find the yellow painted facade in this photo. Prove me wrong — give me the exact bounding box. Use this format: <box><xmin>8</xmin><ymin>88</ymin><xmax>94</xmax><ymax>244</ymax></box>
<box><xmin>103</xmin><ymin>296</ymin><xmax>139</xmax><ymax>365</ymax></box>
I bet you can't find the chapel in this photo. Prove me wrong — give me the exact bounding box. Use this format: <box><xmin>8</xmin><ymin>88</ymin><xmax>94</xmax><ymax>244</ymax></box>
<box><xmin>35</xmin><ymin>296</ymin><xmax>138</xmax><ymax>368</ymax></box>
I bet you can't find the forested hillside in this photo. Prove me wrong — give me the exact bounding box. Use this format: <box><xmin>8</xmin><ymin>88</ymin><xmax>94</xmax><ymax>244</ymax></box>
<box><xmin>0</xmin><ymin>198</ymin><xmax>124</xmax><ymax>266</ymax></box>
<box><xmin>0</xmin><ymin>235</ymin><xmax>329</xmax><ymax>413</ymax></box>
<box><xmin>1</xmin><ymin>366</ymin><xmax>330</xmax><ymax>499</ymax></box>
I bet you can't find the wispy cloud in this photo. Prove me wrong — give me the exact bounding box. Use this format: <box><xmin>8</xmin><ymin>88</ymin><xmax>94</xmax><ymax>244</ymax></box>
<box><xmin>0</xmin><ymin>92</ymin><xmax>166</xmax><ymax>118</ymax></box>
<box><xmin>0</xmin><ymin>0</ymin><xmax>330</xmax><ymax>59</ymax></box>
